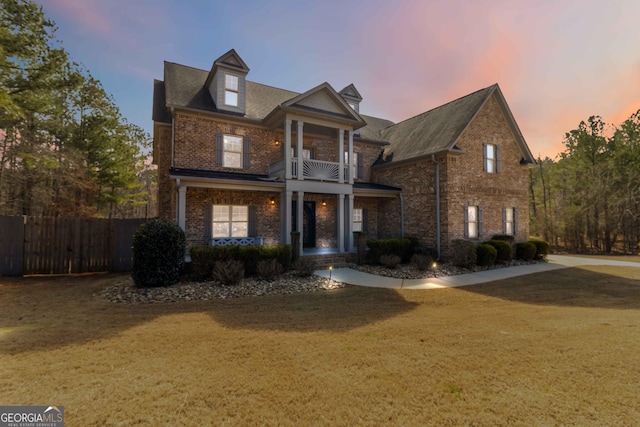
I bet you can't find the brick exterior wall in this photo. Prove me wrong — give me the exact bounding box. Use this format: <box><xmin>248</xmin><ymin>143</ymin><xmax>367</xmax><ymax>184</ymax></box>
<box><xmin>155</xmin><ymin>124</ymin><xmax>175</xmax><ymax>219</ymax></box>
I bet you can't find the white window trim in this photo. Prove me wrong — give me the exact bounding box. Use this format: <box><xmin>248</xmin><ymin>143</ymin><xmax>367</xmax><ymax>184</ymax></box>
<box><xmin>223</xmin><ymin>134</ymin><xmax>243</xmax><ymax>169</ymax></box>
<box><xmin>467</xmin><ymin>205</ymin><xmax>479</xmax><ymax>239</ymax></box>
<box><xmin>212</xmin><ymin>205</ymin><xmax>248</xmax><ymax>238</ymax></box>
<box><xmin>224</xmin><ymin>74</ymin><xmax>239</xmax><ymax>107</ymax></box>
<box><xmin>353</xmin><ymin>208</ymin><xmax>363</xmax><ymax>232</ymax></box>
<box><xmin>486</xmin><ymin>143</ymin><xmax>496</xmax><ymax>174</ymax></box>
<box><xmin>505</xmin><ymin>207</ymin><xmax>515</xmax><ymax>236</ymax></box>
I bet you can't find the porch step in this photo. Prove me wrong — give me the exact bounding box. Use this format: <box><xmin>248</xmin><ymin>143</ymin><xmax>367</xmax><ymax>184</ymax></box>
<box><xmin>301</xmin><ymin>253</ymin><xmax>355</xmax><ymax>269</ymax></box>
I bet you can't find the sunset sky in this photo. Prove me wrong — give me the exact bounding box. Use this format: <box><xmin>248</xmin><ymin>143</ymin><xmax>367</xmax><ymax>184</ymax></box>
<box><xmin>35</xmin><ymin>0</ymin><xmax>640</xmax><ymax>159</ymax></box>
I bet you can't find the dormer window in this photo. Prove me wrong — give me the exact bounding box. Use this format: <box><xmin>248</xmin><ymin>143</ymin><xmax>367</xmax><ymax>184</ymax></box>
<box><xmin>225</xmin><ymin>74</ymin><xmax>239</xmax><ymax>106</ymax></box>
<box><xmin>348</xmin><ymin>102</ymin><xmax>356</xmax><ymax>111</ymax></box>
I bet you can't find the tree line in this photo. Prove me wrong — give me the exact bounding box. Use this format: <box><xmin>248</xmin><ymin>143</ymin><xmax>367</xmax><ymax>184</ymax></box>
<box><xmin>529</xmin><ymin>111</ymin><xmax>640</xmax><ymax>253</ymax></box>
<box><xmin>0</xmin><ymin>0</ymin><xmax>155</xmax><ymax>218</ymax></box>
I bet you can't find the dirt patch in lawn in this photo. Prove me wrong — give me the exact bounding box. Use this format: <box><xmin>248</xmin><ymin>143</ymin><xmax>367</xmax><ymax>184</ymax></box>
<box><xmin>1</xmin><ymin>263</ymin><xmax>639</xmax><ymax>426</ymax></box>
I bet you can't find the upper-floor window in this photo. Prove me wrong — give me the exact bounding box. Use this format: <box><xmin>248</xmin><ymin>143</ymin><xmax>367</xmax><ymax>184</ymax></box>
<box><xmin>353</xmin><ymin>208</ymin><xmax>363</xmax><ymax>232</ymax></box>
<box><xmin>344</xmin><ymin>151</ymin><xmax>359</xmax><ymax>179</ymax></box>
<box><xmin>484</xmin><ymin>143</ymin><xmax>501</xmax><ymax>173</ymax></box>
<box><xmin>223</xmin><ymin>134</ymin><xmax>243</xmax><ymax>168</ymax></box>
<box><xmin>291</xmin><ymin>147</ymin><xmax>312</xmax><ymax>159</ymax></box>
<box><xmin>225</xmin><ymin>74</ymin><xmax>238</xmax><ymax>106</ymax></box>
<box><xmin>212</xmin><ymin>205</ymin><xmax>248</xmax><ymax>238</ymax></box>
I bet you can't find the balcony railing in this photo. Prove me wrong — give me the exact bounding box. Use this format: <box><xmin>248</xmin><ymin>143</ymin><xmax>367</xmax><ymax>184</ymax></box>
<box><xmin>269</xmin><ymin>158</ymin><xmax>352</xmax><ymax>182</ymax></box>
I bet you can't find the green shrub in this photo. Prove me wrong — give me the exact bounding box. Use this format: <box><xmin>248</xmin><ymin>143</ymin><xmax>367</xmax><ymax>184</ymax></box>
<box><xmin>486</xmin><ymin>240</ymin><xmax>512</xmax><ymax>263</ymax></box>
<box><xmin>411</xmin><ymin>253</ymin><xmax>434</xmax><ymax>271</ymax></box>
<box><xmin>515</xmin><ymin>242</ymin><xmax>537</xmax><ymax>261</ymax></box>
<box><xmin>367</xmin><ymin>237</ymin><xmax>419</xmax><ymax>264</ymax></box>
<box><xmin>257</xmin><ymin>259</ymin><xmax>283</xmax><ymax>281</ymax></box>
<box><xmin>293</xmin><ymin>257</ymin><xmax>316</xmax><ymax>277</ymax></box>
<box><xmin>491</xmin><ymin>234</ymin><xmax>515</xmax><ymax>243</ymax></box>
<box><xmin>530</xmin><ymin>240</ymin><xmax>550</xmax><ymax>259</ymax></box>
<box><xmin>212</xmin><ymin>260</ymin><xmax>244</xmax><ymax>286</ymax></box>
<box><xmin>451</xmin><ymin>239</ymin><xmax>477</xmax><ymax>268</ymax></box>
<box><xmin>476</xmin><ymin>244</ymin><xmax>497</xmax><ymax>266</ymax></box>
<box><xmin>380</xmin><ymin>254</ymin><xmax>401</xmax><ymax>269</ymax></box>
<box><xmin>189</xmin><ymin>245</ymin><xmax>230</xmax><ymax>281</ymax></box>
<box><xmin>189</xmin><ymin>244</ymin><xmax>292</xmax><ymax>279</ymax></box>
<box><xmin>132</xmin><ymin>219</ymin><xmax>185</xmax><ymax>288</ymax></box>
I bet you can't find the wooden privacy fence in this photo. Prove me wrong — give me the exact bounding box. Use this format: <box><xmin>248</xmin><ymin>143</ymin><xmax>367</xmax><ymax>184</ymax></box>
<box><xmin>0</xmin><ymin>216</ymin><xmax>147</xmax><ymax>276</ymax></box>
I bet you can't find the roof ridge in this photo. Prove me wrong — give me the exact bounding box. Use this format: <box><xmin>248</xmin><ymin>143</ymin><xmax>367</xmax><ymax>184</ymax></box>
<box><xmin>246</xmin><ymin>80</ymin><xmax>300</xmax><ymax>96</ymax></box>
<box><xmin>387</xmin><ymin>84</ymin><xmax>497</xmax><ymax>129</ymax></box>
<box><xmin>164</xmin><ymin>61</ymin><xmax>211</xmax><ymax>73</ymax></box>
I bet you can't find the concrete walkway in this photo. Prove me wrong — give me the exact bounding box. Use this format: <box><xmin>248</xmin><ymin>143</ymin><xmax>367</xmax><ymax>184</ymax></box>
<box><xmin>314</xmin><ymin>255</ymin><xmax>640</xmax><ymax>290</ymax></box>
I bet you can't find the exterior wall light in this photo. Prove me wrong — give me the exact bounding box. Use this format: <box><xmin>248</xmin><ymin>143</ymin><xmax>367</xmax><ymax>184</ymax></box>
<box><xmin>269</xmin><ymin>197</ymin><xmax>276</xmax><ymax>205</ymax></box>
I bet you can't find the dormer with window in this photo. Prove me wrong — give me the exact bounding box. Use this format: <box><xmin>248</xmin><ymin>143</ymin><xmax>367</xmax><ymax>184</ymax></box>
<box><xmin>339</xmin><ymin>84</ymin><xmax>363</xmax><ymax>114</ymax></box>
<box><xmin>205</xmin><ymin>49</ymin><xmax>250</xmax><ymax>115</ymax></box>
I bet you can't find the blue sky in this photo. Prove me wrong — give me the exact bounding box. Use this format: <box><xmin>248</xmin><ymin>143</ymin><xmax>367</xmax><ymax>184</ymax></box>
<box><xmin>36</xmin><ymin>0</ymin><xmax>640</xmax><ymax>158</ymax></box>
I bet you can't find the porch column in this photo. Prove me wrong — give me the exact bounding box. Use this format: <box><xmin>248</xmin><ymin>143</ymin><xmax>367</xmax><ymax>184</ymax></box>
<box><xmin>285</xmin><ymin>119</ymin><xmax>292</xmax><ymax>179</ymax></box>
<box><xmin>177</xmin><ymin>185</ymin><xmax>186</xmax><ymax>231</ymax></box>
<box><xmin>348</xmin><ymin>129</ymin><xmax>354</xmax><ymax>184</ymax></box>
<box><xmin>297</xmin><ymin>121</ymin><xmax>304</xmax><ymax>181</ymax></box>
<box><xmin>337</xmin><ymin>194</ymin><xmax>345</xmax><ymax>253</ymax></box>
<box><xmin>297</xmin><ymin>191</ymin><xmax>304</xmax><ymax>254</ymax></box>
<box><xmin>347</xmin><ymin>193</ymin><xmax>354</xmax><ymax>251</ymax></box>
<box><xmin>284</xmin><ymin>190</ymin><xmax>292</xmax><ymax>244</ymax></box>
<box><xmin>338</xmin><ymin>129</ymin><xmax>344</xmax><ymax>183</ymax></box>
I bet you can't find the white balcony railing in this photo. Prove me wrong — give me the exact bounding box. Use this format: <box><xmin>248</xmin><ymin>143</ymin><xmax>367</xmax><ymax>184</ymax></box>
<box><xmin>269</xmin><ymin>158</ymin><xmax>352</xmax><ymax>182</ymax></box>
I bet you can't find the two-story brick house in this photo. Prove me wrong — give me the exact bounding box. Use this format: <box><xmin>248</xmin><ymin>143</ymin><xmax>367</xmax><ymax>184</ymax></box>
<box><xmin>152</xmin><ymin>49</ymin><xmax>536</xmax><ymax>261</ymax></box>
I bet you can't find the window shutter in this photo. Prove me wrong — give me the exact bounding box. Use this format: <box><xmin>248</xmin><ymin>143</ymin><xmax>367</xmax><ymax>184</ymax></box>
<box><xmin>203</xmin><ymin>204</ymin><xmax>213</xmax><ymax>243</ymax></box>
<box><xmin>363</xmin><ymin>208</ymin><xmax>369</xmax><ymax>234</ymax></box>
<box><xmin>478</xmin><ymin>206</ymin><xmax>484</xmax><ymax>239</ymax></box>
<box><xmin>216</xmin><ymin>133</ymin><xmax>223</xmax><ymax>166</ymax></box>
<box><xmin>502</xmin><ymin>208</ymin><xmax>507</xmax><ymax>234</ymax></box>
<box><xmin>482</xmin><ymin>143</ymin><xmax>487</xmax><ymax>172</ymax></box>
<box><xmin>496</xmin><ymin>145</ymin><xmax>502</xmax><ymax>173</ymax></box>
<box><xmin>243</xmin><ymin>136</ymin><xmax>251</xmax><ymax>169</ymax></box>
<box><xmin>464</xmin><ymin>206</ymin><xmax>469</xmax><ymax>238</ymax></box>
<box><xmin>248</xmin><ymin>205</ymin><xmax>257</xmax><ymax>237</ymax></box>
<box><xmin>357</xmin><ymin>152</ymin><xmax>364</xmax><ymax>179</ymax></box>
<box><xmin>513</xmin><ymin>208</ymin><xmax>518</xmax><ymax>236</ymax></box>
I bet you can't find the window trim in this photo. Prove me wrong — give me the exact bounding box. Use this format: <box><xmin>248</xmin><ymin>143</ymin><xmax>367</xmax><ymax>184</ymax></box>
<box><xmin>353</xmin><ymin>208</ymin><xmax>363</xmax><ymax>232</ymax></box>
<box><xmin>224</xmin><ymin>73</ymin><xmax>239</xmax><ymax>107</ymax></box>
<box><xmin>222</xmin><ymin>134</ymin><xmax>243</xmax><ymax>169</ymax></box>
<box><xmin>503</xmin><ymin>207</ymin><xmax>517</xmax><ymax>236</ymax></box>
<box><xmin>212</xmin><ymin>205</ymin><xmax>249</xmax><ymax>238</ymax></box>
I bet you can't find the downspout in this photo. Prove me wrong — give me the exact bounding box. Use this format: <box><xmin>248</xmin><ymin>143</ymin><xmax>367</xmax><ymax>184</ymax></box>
<box><xmin>171</xmin><ymin>107</ymin><xmax>175</xmax><ymax>167</ymax></box>
<box><xmin>399</xmin><ymin>194</ymin><xmax>405</xmax><ymax>237</ymax></box>
<box><xmin>432</xmin><ymin>155</ymin><xmax>441</xmax><ymax>260</ymax></box>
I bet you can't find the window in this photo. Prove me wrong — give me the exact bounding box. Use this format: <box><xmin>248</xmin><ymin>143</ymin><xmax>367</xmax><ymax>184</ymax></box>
<box><xmin>344</xmin><ymin>151</ymin><xmax>358</xmax><ymax>178</ymax></box>
<box><xmin>224</xmin><ymin>74</ymin><xmax>238</xmax><ymax>106</ymax></box>
<box><xmin>485</xmin><ymin>143</ymin><xmax>496</xmax><ymax>173</ymax></box>
<box><xmin>466</xmin><ymin>206</ymin><xmax>479</xmax><ymax>238</ymax></box>
<box><xmin>504</xmin><ymin>207</ymin><xmax>516</xmax><ymax>236</ymax></box>
<box><xmin>353</xmin><ymin>208</ymin><xmax>363</xmax><ymax>232</ymax></box>
<box><xmin>291</xmin><ymin>147</ymin><xmax>312</xmax><ymax>159</ymax></box>
<box><xmin>212</xmin><ymin>205</ymin><xmax>248</xmax><ymax>238</ymax></box>
<box><xmin>223</xmin><ymin>134</ymin><xmax>243</xmax><ymax>168</ymax></box>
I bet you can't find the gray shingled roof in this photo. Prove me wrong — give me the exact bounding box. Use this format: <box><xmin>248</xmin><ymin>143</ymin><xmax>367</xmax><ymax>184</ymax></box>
<box><xmin>378</xmin><ymin>85</ymin><xmax>496</xmax><ymax>164</ymax></box>
<box><xmin>152</xmin><ymin>79</ymin><xmax>171</xmax><ymax>123</ymax></box>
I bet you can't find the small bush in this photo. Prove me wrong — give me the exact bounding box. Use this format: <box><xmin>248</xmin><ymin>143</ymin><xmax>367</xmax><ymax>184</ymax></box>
<box><xmin>515</xmin><ymin>242</ymin><xmax>537</xmax><ymax>261</ymax></box>
<box><xmin>189</xmin><ymin>244</ymin><xmax>292</xmax><ymax>279</ymax></box>
<box><xmin>415</xmin><ymin>245</ymin><xmax>439</xmax><ymax>258</ymax></box>
<box><xmin>132</xmin><ymin>218</ymin><xmax>185</xmax><ymax>288</ymax></box>
<box><xmin>293</xmin><ymin>257</ymin><xmax>316</xmax><ymax>277</ymax></box>
<box><xmin>476</xmin><ymin>244</ymin><xmax>497</xmax><ymax>266</ymax></box>
<box><xmin>530</xmin><ymin>240</ymin><xmax>550</xmax><ymax>259</ymax></box>
<box><xmin>486</xmin><ymin>240</ymin><xmax>512</xmax><ymax>263</ymax></box>
<box><xmin>367</xmin><ymin>237</ymin><xmax>420</xmax><ymax>264</ymax></box>
<box><xmin>380</xmin><ymin>254</ymin><xmax>401</xmax><ymax>269</ymax></box>
<box><xmin>212</xmin><ymin>260</ymin><xmax>245</xmax><ymax>286</ymax></box>
<box><xmin>257</xmin><ymin>259</ymin><xmax>283</xmax><ymax>281</ymax></box>
<box><xmin>491</xmin><ymin>234</ymin><xmax>515</xmax><ymax>243</ymax></box>
<box><xmin>411</xmin><ymin>253</ymin><xmax>434</xmax><ymax>271</ymax></box>
<box><xmin>451</xmin><ymin>239</ymin><xmax>477</xmax><ymax>268</ymax></box>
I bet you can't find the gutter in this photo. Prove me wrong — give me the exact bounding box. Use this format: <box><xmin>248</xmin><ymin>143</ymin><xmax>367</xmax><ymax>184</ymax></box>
<box><xmin>171</xmin><ymin>107</ymin><xmax>175</xmax><ymax>167</ymax></box>
<box><xmin>432</xmin><ymin>154</ymin><xmax>441</xmax><ymax>260</ymax></box>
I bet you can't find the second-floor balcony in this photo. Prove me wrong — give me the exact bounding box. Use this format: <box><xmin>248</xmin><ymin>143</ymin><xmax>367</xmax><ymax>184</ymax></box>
<box><xmin>269</xmin><ymin>158</ymin><xmax>353</xmax><ymax>182</ymax></box>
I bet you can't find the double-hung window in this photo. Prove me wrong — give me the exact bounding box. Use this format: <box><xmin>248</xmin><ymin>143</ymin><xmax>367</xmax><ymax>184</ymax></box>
<box><xmin>466</xmin><ymin>205</ymin><xmax>479</xmax><ymax>238</ymax></box>
<box><xmin>223</xmin><ymin>135</ymin><xmax>243</xmax><ymax>168</ymax></box>
<box><xmin>225</xmin><ymin>74</ymin><xmax>238</xmax><ymax>106</ymax></box>
<box><xmin>484</xmin><ymin>143</ymin><xmax>500</xmax><ymax>173</ymax></box>
<box><xmin>344</xmin><ymin>151</ymin><xmax>360</xmax><ymax>179</ymax></box>
<box><xmin>504</xmin><ymin>207</ymin><xmax>516</xmax><ymax>236</ymax></box>
<box><xmin>353</xmin><ymin>208</ymin><xmax>363</xmax><ymax>232</ymax></box>
<box><xmin>212</xmin><ymin>205</ymin><xmax>248</xmax><ymax>238</ymax></box>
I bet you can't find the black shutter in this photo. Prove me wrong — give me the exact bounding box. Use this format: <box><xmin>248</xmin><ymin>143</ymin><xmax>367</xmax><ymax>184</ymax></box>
<box><xmin>363</xmin><ymin>208</ymin><xmax>369</xmax><ymax>234</ymax></box>
<box><xmin>216</xmin><ymin>133</ymin><xmax>223</xmax><ymax>166</ymax></box>
<box><xmin>513</xmin><ymin>208</ymin><xmax>518</xmax><ymax>236</ymax></box>
<box><xmin>248</xmin><ymin>205</ymin><xmax>257</xmax><ymax>237</ymax></box>
<box><xmin>357</xmin><ymin>152</ymin><xmax>364</xmax><ymax>179</ymax></box>
<box><xmin>496</xmin><ymin>145</ymin><xmax>502</xmax><ymax>173</ymax></box>
<box><xmin>243</xmin><ymin>136</ymin><xmax>251</xmax><ymax>169</ymax></box>
<box><xmin>203</xmin><ymin>204</ymin><xmax>213</xmax><ymax>244</ymax></box>
<box><xmin>478</xmin><ymin>206</ymin><xmax>484</xmax><ymax>239</ymax></box>
<box><xmin>502</xmin><ymin>207</ymin><xmax>507</xmax><ymax>235</ymax></box>
<box><xmin>464</xmin><ymin>206</ymin><xmax>469</xmax><ymax>238</ymax></box>
<box><xmin>482</xmin><ymin>143</ymin><xmax>487</xmax><ymax>172</ymax></box>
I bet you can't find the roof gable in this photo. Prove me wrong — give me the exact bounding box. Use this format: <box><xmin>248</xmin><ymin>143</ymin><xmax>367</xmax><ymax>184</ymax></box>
<box><xmin>339</xmin><ymin>83</ymin><xmax>363</xmax><ymax>101</ymax></box>
<box><xmin>281</xmin><ymin>82</ymin><xmax>365</xmax><ymax>124</ymax></box>
<box><xmin>204</xmin><ymin>49</ymin><xmax>250</xmax><ymax>88</ymax></box>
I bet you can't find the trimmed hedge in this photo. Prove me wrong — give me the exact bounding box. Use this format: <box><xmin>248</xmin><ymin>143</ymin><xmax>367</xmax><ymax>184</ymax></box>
<box><xmin>530</xmin><ymin>240</ymin><xmax>550</xmax><ymax>259</ymax></box>
<box><xmin>367</xmin><ymin>237</ymin><xmax>420</xmax><ymax>264</ymax></box>
<box><xmin>515</xmin><ymin>242</ymin><xmax>537</xmax><ymax>261</ymax></box>
<box><xmin>486</xmin><ymin>240</ymin><xmax>512</xmax><ymax>263</ymax></box>
<box><xmin>189</xmin><ymin>244</ymin><xmax>292</xmax><ymax>281</ymax></box>
<box><xmin>476</xmin><ymin>244</ymin><xmax>497</xmax><ymax>266</ymax></box>
<box><xmin>491</xmin><ymin>234</ymin><xmax>515</xmax><ymax>243</ymax></box>
<box><xmin>451</xmin><ymin>239</ymin><xmax>477</xmax><ymax>268</ymax></box>
<box><xmin>132</xmin><ymin>218</ymin><xmax>186</xmax><ymax>288</ymax></box>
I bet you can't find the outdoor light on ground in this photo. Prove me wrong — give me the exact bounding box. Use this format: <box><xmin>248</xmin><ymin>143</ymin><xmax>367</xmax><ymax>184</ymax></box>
<box><xmin>329</xmin><ymin>266</ymin><xmax>332</xmax><ymax>281</ymax></box>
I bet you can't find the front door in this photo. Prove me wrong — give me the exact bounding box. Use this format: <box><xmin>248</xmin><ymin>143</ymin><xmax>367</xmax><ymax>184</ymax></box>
<box><xmin>292</xmin><ymin>201</ymin><xmax>316</xmax><ymax>248</ymax></box>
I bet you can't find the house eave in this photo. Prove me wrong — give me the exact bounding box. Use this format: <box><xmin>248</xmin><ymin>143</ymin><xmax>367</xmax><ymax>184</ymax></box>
<box><xmin>170</xmin><ymin>174</ymin><xmax>285</xmax><ymax>192</ymax></box>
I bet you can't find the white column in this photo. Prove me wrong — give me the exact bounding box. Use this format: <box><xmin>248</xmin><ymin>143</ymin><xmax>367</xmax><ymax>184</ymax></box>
<box><xmin>337</xmin><ymin>194</ymin><xmax>345</xmax><ymax>252</ymax></box>
<box><xmin>338</xmin><ymin>129</ymin><xmax>344</xmax><ymax>183</ymax></box>
<box><xmin>284</xmin><ymin>119</ymin><xmax>292</xmax><ymax>179</ymax></box>
<box><xmin>297</xmin><ymin>121</ymin><xmax>304</xmax><ymax>181</ymax></box>
<box><xmin>348</xmin><ymin>129</ymin><xmax>354</xmax><ymax>184</ymax></box>
<box><xmin>347</xmin><ymin>193</ymin><xmax>354</xmax><ymax>251</ymax></box>
<box><xmin>177</xmin><ymin>185</ymin><xmax>186</xmax><ymax>231</ymax></box>
<box><xmin>284</xmin><ymin>190</ymin><xmax>292</xmax><ymax>244</ymax></box>
<box><xmin>297</xmin><ymin>191</ymin><xmax>304</xmax><ymax>253</ymax></box>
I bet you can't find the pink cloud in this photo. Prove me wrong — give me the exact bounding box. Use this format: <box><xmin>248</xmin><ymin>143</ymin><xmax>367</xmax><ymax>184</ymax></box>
<box><xmin>46</xmin><ymin>0</ymin><xmax>113</xmax><ymax>36</ymax></box>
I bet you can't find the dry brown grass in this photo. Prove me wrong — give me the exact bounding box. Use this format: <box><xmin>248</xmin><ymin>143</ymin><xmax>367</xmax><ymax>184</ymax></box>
<box><xmin>1</xmin><ymin>263</ymin><xmax>640</xmax><ymax>426</ymax></box>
